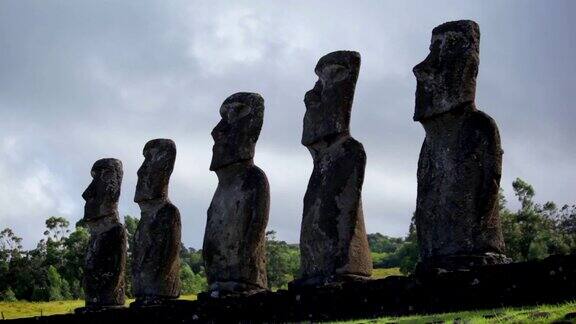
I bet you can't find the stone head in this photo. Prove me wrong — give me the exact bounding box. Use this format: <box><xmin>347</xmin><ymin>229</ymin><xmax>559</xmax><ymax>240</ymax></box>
<box><xmin>210</xmin><ymin>92</ymin><xmax>264</xmax><ymax>171</ymax></box>
<box><xmin>413</xmin><ymin>20</ymin><xmax>480</xmax><ymax>121</ymax></box>
<box><xmin>82</xmin><ymin>158</ymin><xmax>123</xmax><ymax>222</ymax></box>
<box><xmin>302</xmin><ymin>50</ymin><xmax>360</xmax><ymax>146</ymax></box>
<box><xmin>134</xmin><ymin>139</ymin><xmax>176</xmax><ymax>203</ymax></box>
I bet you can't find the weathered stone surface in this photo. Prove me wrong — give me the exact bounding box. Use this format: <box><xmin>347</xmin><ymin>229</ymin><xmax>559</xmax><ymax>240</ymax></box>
<box><xmin>132</xmin><ymin>139</ymin><xmax>181</xmax><ymax>306</ymax></box>
<box><xmin>297</xmin><ymin>50</ymin><xmax>372</xmax><ymax>286</ymax></box>
<box><xmin>80</xmin><ymin>158</ymin><xmax>127</xmax><ymax>310</ymax></box>
<box><xmin>203</xmin><ymin>92</ymin><xmax>269</xmax><ymax>294</ymax></box>
<box><xmin>413</xmin><ymin>20</ymin><xmax>508</xmax><ymax>272</ymax></box>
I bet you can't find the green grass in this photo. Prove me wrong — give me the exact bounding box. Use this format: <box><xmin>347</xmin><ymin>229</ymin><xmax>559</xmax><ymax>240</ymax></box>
<box><xmin>0</xmin><ymin>299</ymin><xmax>84</xmax><ymax>319</ymax></box>
<box><xmin>0</xmin><ymin>295</ymin><xmax>197</xmax><ymax>320</ymax></box>
<box><xmin>372</xmin><ymin>267</ymin><xmax>402</xmax><ymax>279</ymax></box>
<box><xmin>1</xmin><ymin>296</ymin><xmax>575</xmax><ymax>323</ymax></box>
<box><xmin>340</xmin><ymin>301</ymin><xmax>576</xmax><ymax>323</ymax></box>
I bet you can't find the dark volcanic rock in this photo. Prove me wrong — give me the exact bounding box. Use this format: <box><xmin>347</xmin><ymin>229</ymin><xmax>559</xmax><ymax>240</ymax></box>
<box><xmin>413</xmin><ymin>20</ymin><xmax>508</xmax><ymax>272</ymax></box>
<box><xmin>12</xmin><ymin>255</ymin><xmax>576</xmax><ymax>323</ymax></box>
<box><xmin>203</xmin><ymin>92</ymin><xmax>270</xmax><ymax>294</ymax></box>
<box><xmin>564</xmin><ymin>312</ymin><xmax>576</xmax><ymax>319</ymax></box>
<box><xmin>132</xmin><ymin>139</ymin><xmax>181</xmax><ymax>306</ymax></box>
<box><xmin>297</xmin><ymin>50</ymin><xmax>372</xmax><ymax>286</ymax></box>
<box><xmin>80</xmin><ymin>158</ymin><xmax>127</xmax><ymax>310</ymax></box>
<box><xmin>17</xmin><ymin>255</ymin><xmax>576</xmax><ymax>323</ymax></box>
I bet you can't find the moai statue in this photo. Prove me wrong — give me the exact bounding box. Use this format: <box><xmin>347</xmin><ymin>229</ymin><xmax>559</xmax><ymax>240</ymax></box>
<box><xmin>132</xmin><ymin>139</ymin><xmax>181</xmax><ymax>306</ymax></box>
<box><xmin>203</xmin><ymin>92</ymin><xmax>270</xmax><ymax>295</ymax></box>
<box><xmin>79</xmin><ymin>158</ymin><xmax>127</xmax><ymax>311</ymax></box>
<box><xmin>297</xmin><ymin>50</ymin><xmax>372</xmax><ymax>287</ymax></box>
<box><xmin>413</xmin><ymin>20</ymin><xmax>509</xmax><ymax>274</ymax></box>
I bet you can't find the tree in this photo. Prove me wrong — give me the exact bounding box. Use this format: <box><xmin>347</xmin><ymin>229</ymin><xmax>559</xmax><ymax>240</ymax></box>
<box><xmin>180</xmin><ymin>246</ymin><xmax>204</xmax><ymax>275</ymax></box>
<box><xmin>265</xmin><ymin>231</ymin><xmax>300</xmax><ymax>290</ymax></box>
<box><xmin>368</xmin><ymin>215</ymin><xmax>419</xmax><ymax>274</ymax></box>
<box><xmin>46</xmin><ymin>265</ymin><xmax>70</xmax><ymax>301</ymax></box>
<box><xmin>0</xmin><ymin>228</ymin><xmax>23</xmax><ymax>261</ymax></box>
<box><xmin>124</xmin><ymin>215</ymin><xmax>139</xmax><ymax>244</ymax></box>
<box><xmin>512</xmin><ymin>178</ymin><xmax>535</xmax><ymax>210</ymax></box>
<box><xmin>180</xmin><ymin>263</ymin><xmax>207</xmax><ymax>295</ymax></box>
<box><xmin>124</xmin><ymin>215</ymin><xmax>139</xmax><ymax>298</ymax></box>
<box><xmin>398</xmin><ymin>216</ymin><xmax>419</xmax><ymax>275</ymax></box>
<box><xmin>367</xmin><ymin>233</ymin><xmax>404</xmax><ymax>254</ymax></box>
<box><xmin>0</xmin><ymin>228</ymin><xmax>23</xmax><ymax>295</ymax></box>
<box><xmin>501</xmin><ymin>178</ymin><xmax>576</xmax><ymax>261</ymax></box>
<box><xmin>61</xmin><ymin>226</ymin><xmax>89</xmax><ymax>299</ymax></box>
<box><xmin>44</xmin><ymin>217</ymin><xmax>70</xmax><ymax>242</ymax></box>
<box><xmin>43</xmin><ymin>216</ymin><xmax>71</xmax><ymax>269</ymax></box>
<box><xmin>0</xmin><ymin>287</ymin><xmax>16</xmax><ymax>302</ymax></box>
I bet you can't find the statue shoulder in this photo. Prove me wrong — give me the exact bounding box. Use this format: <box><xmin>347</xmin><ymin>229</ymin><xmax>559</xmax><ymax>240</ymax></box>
<box><xmin>463</xmin><ymin>109</ymin><xmax>503</xmax><ymax>157</ymax></box>
<box><xmin>243</xmin><ymin>165</ymin><xmax>270</xmax><ymax>189</ymax></box>
<box><xmin>108</xmin><ymin>222</ymin><xmax>127</xmax><ymax>240</ymax></box>
<box><xmin>342</xmin><ymin>136</ymin><xmax>367</xmax><ymax>163</ymax></box>
<box><xmin>157</xmin><ymin>202</ymin><xmax>182</xmax><ymax>225</ymax></box>
<box><xmin>466</xmin><ymin>109</ymin><xmax>500</xmax><ymax>137</ymax></box>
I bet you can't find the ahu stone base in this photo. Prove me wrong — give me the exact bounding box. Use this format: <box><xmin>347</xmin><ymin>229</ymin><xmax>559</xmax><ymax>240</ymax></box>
<box><xmin>9</xmin><ymin>254</ymin><xmax>576</xmax><ymax>323</ymax></box>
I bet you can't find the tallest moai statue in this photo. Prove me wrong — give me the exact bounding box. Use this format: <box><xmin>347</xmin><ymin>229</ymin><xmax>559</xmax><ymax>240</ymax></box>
<box><xmin>413</xmin><ymin>20</ymin><xmax>509</xmax><ymax>273</ymax></box>
<box><xmin>297</xmin><ymin>51</ymin><xmax>372</xmax><ymax>286</ymax></box>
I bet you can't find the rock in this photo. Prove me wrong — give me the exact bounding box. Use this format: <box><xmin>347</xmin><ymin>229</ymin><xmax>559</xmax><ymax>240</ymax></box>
<box><xmin>297</xmin><ymin>50</ymin><xmax>372</xmax><ymax>286</ymax></box>
<box><xmin>132</xmin><ymin>139</ymin><xmax>181</xmax><ymax>306</ymax></box>
<box><xmin>413</xmin><ymin>20</ymin><xmax>509</xmax><ymax>272</ymax></box>
<box><xmin>564</xmin><ymin>312</ymin><xmax>576</xmax><ymax>319</ymax></box>
<box><xmin>21</xmin><ymin>254</ymin><xmax>576</xmax><ymax>322</ymax></box>
<box><xmin>79</xmin><ymin>158</ymin><xmax>127</xmax><ymax>310</ymax></box>
<box><xmin>203</xmin><ymin>92</ymin><xmax>270</xmax><ymax>294</ymax></box>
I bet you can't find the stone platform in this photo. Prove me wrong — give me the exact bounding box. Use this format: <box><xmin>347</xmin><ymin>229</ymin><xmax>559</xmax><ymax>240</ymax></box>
<box><xmin>9</xmin><ymin>254</ymin><xmax>576</xmax><ymax>323</ymax></box>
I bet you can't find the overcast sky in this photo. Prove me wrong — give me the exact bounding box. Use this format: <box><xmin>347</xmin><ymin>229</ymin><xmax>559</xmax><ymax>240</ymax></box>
<box><xmin>1</xmin><ymin>1</ymin><xmax>574</xmax><ymax>249</ymax></box>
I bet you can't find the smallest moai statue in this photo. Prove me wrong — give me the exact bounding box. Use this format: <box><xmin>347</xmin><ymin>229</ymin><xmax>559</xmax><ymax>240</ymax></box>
<box><xmin>202</xmin><ymin>92</ymin><xmax>270</xmax><ymax>296</ymax></box>
<box><xmin>132</xmin><ymin>139</ymin><xmax>181</xmax><ymax>306</ymax></box>
<box><xmin>77</xmin><ymin>158</ymin><xmax>127</xmax><ymax>312</ymax></box>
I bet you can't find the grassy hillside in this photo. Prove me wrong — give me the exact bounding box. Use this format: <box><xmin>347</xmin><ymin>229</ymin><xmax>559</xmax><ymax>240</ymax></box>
<box><xmin>0</xmin><ymin>295</ymin><xmax>197</xmax><ymax>320</ymax></box>
<box><xmin>372</xmin><ymin>267</ymin><xmax>402</xmax><ymax>278</ymax></box>
<box><xmin>342</xmin><ymin>301</ymin><xmax>576</xmax><ymax>323</ymax></box>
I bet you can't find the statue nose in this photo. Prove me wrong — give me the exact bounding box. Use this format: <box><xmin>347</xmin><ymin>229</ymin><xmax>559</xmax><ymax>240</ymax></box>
<box><xmin>82</xmin><ymin>182</ymin><xmax>95</xmax><ymax>200</ymax></box>
<box><xmin>413</xmin><ymin>62</ymin><xmax>427</xmax><ymax>78</ymax></box>
<box><xmin>304</xmin><ymin>89</ymin><xmax>319</xmax><ymax>104</ymax></box>
<box><xmin>413</xmin><ymin>53</ymin><xmax>435</xmax><ymax>79</ymax></box>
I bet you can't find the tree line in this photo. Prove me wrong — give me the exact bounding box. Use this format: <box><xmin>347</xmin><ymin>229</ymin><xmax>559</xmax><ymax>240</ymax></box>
<box><xmin>1</xmin><ymin>178</ymin><xmax>574</xmax><ymax>301</ymax></box>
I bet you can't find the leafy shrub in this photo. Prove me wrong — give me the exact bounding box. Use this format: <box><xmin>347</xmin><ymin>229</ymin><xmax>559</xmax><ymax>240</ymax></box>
<box><xmin>0</xmin><ymin>287</ymin><xmax>17</xmax><ymax>301</ymax></box>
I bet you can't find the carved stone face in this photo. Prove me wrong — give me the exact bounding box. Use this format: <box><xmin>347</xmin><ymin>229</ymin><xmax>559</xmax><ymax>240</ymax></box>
<box><xmin>210</xmin><ymin>92</ymin><xmax>264</xmax><ymax>171</ymax></box>
<box><xmin>413</xmin><ymin>20</ymin><xmax>480</xmax><ymax>121</ymax></box>
<box><xmin>134</xmin><ymin>139</ymin><xmax>176</xmax><ymax>203</ymax></box>
<box><xmin>302</xmin><ymin>50</ymin><xmax>360</xmax><ymax>146</ymax></box>
<box><xmin>82</xmin><ymin>158</ymin><xmax>123</xmax><ymax>222</ymax></box>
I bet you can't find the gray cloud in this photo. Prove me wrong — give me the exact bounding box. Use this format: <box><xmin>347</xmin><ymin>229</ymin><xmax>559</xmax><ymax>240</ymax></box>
<box><xmin>0</xmin><ymin>0</ymin><xmax>574</xmax><ymax>249</ymax></box>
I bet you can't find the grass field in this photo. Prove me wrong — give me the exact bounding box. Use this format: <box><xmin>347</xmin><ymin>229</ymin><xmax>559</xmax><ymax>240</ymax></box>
<box><xmin>372</xmin><ymin>267</ymin><xmax>402</xmax><ymax>279</ymax></box>
<box><xmin>0</xmin><ymin>295</ymin><xmax>197</xmax><ymax>320</ymax></box>
<box><xmin>2</xmin><ymin>298</ymin><xmax>575</xmax><ymax>322</ymax></box>
<box><xmin>342</xmin><ymin>301</ymin><xmax>576</xmax><ymax>323</ymax></box>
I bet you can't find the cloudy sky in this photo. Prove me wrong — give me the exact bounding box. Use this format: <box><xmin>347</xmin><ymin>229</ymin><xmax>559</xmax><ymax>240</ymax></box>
<box><xmin>1</xmin><ymin>1</ymin><xmax>574</xmax><ymax>249</ymax></box>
